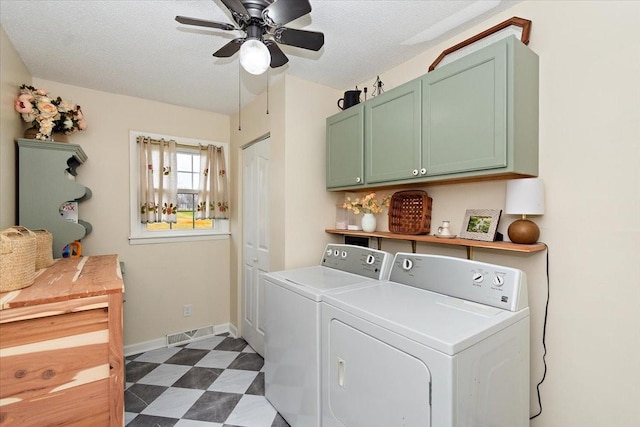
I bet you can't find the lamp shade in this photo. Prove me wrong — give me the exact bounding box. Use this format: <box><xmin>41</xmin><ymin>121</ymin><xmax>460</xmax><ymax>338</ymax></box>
<box><xmin>239</xmin><ymin>39</ymin><xmax>270</xmax><ymax>75</ymax></box>
<box><xmin>505</xmin><ymin>178</ymin><xmax>544</xmax><ymax>216</ymax></box>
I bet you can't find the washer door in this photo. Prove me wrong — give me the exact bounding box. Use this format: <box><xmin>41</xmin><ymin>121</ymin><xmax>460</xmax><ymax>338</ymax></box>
<box><xmin>327</xmin><ymin>319</ymin><xmax>431</xmax><ymax>427</ymax></box>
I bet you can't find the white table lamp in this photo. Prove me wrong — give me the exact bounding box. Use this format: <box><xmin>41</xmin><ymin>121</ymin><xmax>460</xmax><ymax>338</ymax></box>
<box><xmin>505</xmin><ymin>178</ymin><xmax>544</xmax><ymax>244</ymax></box>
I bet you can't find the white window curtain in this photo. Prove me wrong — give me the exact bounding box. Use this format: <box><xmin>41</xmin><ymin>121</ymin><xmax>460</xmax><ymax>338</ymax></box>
<box><xmin>137</xmin><ymin>136</ymin><xmax>178</xmax><ymax>224</ymax></box>
<box><xmin>197</xmin><ymin>144</ymin><xmax>229</xmax><ymax>219</ymax></box>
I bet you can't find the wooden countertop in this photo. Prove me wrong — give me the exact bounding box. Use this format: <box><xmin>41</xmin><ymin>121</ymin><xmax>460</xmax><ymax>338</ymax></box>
<box><xmin>0</xmin><ymin>255</ymin><xmax>124</xmax><ymax>310</ymax></box>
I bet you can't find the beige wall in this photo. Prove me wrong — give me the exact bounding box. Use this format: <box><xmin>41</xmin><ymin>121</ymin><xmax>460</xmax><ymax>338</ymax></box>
<box><xmin>282</xmin><ymin>74</ymin><xmax>341</xmax><ymax>269</ymax></box>
<box><xmin>2</xmin><ymin>71</ymin><xmax>233</xmax><ymax>349</ymax></box>
<box><xmin>0</xmin><ymin>26</ymin><xmax>31</xmax><ymax>229</ymax></box>
<box><xmin>229</xmin><ymin>74</ymin><xmax>339</xmax><ymax>329</ymax></box>
<box><xmin>345</xmin><ymin>1</ymin><xmax>639</xmax><ymax>426</ymax></box>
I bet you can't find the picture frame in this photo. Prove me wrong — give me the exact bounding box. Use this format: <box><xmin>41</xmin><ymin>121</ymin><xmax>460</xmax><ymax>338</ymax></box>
<box><xmin>429</xmin><ymin>16</ymin><xmax>532</xmax><ymax>71</ymax></box>
<box><xmin>459</xmin><ymin>209</ymin><xmax>502</xmax><ymax>242</ymax></box>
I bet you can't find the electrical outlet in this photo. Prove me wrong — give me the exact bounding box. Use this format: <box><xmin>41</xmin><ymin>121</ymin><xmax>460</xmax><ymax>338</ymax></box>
<box><xmin>183</xmin><ymin>304</ymin><xmax>192</xmax><ymax>317</ymax></box>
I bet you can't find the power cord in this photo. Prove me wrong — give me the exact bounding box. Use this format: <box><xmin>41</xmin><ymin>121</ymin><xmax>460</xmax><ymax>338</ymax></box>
<box><xmin>530</xmin><ymin>243</ymin><xmax>549</xmax><ymax>420</ymax></box>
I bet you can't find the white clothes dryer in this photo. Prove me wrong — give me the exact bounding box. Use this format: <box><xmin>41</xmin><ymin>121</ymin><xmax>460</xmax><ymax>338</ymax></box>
<box><xmin>321</xmin><ymin>253</ymin><xmax>530</xmax><ymax>427</ymax></box>
<box><xmin>264</xmin><ymin>244</ymin><xmax>392</xmax><ymax>427</ymax></box>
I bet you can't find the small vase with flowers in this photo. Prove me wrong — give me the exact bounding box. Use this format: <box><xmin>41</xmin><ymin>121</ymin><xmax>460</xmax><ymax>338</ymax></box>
<box><xmin>343</xmin><ymin>192</ymin><xmax>390</xmax><ymax>232</ymax></box>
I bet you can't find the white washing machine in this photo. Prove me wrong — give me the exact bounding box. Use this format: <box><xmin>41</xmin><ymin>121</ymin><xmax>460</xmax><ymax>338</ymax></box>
<box><xmin>321</xmin><ymin>253</ymin><xmax>530</xmax><ymax>427</ymax></box>
<box><xmin>264</xmin><ymin>244</ymin><xmax>392</xmax><ymax>427</ymax></box>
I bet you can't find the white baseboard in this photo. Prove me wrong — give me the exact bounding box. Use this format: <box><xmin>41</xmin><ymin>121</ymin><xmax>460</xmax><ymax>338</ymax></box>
<box><xmin>124</xmin><ymin>337</ymin><xmax>166</xmax><ymax>357</ymax></box>
<box><xmin>124</xmin><ymin>322</ymin><xmax>236</xmax><ymax>357</ymax></box>
<box><xmin>228</xmin><ymin>322</ymin><xmax>238</xmax><ymax>338</ymax></box>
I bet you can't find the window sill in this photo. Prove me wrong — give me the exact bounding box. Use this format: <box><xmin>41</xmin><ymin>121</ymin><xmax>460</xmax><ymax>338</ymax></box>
<box><xmin>129</xmin><ymin>232</ymin><xmax>230</xmax><ymax>245</ymax></box>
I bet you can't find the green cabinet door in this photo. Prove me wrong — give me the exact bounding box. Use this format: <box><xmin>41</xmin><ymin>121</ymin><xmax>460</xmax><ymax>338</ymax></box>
<box><xmin>325</xmin><ymin>36</ymin><xmax>538</xmax><ymax>191</ymax></box>
<box><xmin>422</xmin><ymin>35</ymin><xmax>538</xmax><ymax>180</ymax></box>
<box><xmin>365</xmin><ymin>79</ymin><xmax>422</xmax><ymax>184</ymax></box>
<box><xmin>326</xmin><ymin>105</ymin><xmax>365</xmax><ymax>189</ymax></box>
<box><xmin>422</xmin><ymin>39</ymin><xmax>508</xmax><ymax>176</ymax></box>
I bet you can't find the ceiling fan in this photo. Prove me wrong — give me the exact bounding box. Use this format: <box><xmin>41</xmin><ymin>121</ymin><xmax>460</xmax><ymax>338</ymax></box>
<box><xmin>176</xmin><ymin>0</ymin><xmax>324</xmax><ymax>75</ymax></box>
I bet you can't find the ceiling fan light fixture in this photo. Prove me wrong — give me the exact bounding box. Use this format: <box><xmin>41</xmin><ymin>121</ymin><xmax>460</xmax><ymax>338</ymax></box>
<box><xmin>239</xmin><ymin>38</ymin><xmax>270</xmax><ymax>75</ymax></box>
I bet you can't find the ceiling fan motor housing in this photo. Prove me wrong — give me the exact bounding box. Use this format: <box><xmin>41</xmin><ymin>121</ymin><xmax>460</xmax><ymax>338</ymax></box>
<box><xmin>175</xmin><ymin>0</ymin><xmax>322</xmax><ymax>69</ymax></box>
<box><xmin>245</xmin><ymin>22</ymin><xmax>265</xmax><ymax>41</ymax></box>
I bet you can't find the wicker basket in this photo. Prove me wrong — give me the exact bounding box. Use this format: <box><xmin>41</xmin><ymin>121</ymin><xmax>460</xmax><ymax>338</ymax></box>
<box><xmin>388</xmin><ymin>190</ymin><xmax>433</xmax><ymax>235</ymax></box>
<box><xmin>32</xmin><ymin>229</ymin><xmax>54</xmax><ymax>270</ymax></box>
<box><xmin>0</xmin><ymin>226</ymin><xmax>37</xmax><ymax>292</ymax></box>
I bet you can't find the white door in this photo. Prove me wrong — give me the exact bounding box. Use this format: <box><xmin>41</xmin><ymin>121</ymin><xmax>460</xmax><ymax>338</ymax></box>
<box><xmin>242</xmin><ymin>138</ymin><xmax>270</xmax><ymax>356</ymax></box>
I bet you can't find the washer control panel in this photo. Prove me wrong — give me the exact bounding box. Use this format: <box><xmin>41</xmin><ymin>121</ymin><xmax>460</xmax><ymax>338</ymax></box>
<box><xmin>389</xmin><ymin>253</ymin><xmax>528</xmax><ymax>311</ymax></box>
<box><xmin>321</xmin><ymin>244</ymin><xmax>392</xmax><ymax>280</ymax></box>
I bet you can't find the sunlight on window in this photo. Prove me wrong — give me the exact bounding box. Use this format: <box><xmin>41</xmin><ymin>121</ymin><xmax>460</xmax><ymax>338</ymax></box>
<box><xmin>146</xmin><ymin>151</ymin><xmax>213</xmax><ymax>231</ymax></box>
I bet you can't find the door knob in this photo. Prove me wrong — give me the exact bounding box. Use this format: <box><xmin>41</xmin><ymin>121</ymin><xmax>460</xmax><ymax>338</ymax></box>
<box><xmin>253</xmin><ymin>257</ymin><xmax>258</xmax><ymax>263</ymax></box>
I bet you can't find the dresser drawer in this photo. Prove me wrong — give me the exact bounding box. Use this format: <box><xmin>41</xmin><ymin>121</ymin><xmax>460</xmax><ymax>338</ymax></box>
<box><xmin>0</xmin><ymin>308</ymin><xmax>111</xmax><ymax>425</ymax></box>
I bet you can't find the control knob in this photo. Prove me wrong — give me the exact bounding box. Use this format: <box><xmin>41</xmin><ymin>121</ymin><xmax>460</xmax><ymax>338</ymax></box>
<box><xmin>366</xmin><ymin>254</ymin><xmax>376</xmax><ymax>265</ymax></box>
<box><xmin>402</xmin><ymin>258</ymin><xmax>413</xmax><ymax>271</ymax></box>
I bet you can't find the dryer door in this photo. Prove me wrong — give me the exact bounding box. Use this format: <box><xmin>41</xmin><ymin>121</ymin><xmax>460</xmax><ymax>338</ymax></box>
<box><xmin>327</xmin><ymin>319</ymin><xmax>431</xmax><ymax>427</ymax></box>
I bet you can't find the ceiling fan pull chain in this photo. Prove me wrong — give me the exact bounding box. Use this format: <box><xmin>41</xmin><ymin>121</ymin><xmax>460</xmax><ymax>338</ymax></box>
<box><xmin>238</xmin><ymin>61</ymin><xmax>242</xmax><ymax>131</ymax></box>
<box><xmin>266</xmin><ymin>71</ymin><xmax>270</xmax><ymax>115</ymax></box>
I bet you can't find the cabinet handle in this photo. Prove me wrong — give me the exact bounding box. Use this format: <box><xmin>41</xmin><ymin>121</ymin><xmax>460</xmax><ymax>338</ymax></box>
<box><xmin>412</xmin><ymin>169</ymin><xmax>419</xmax><ymax>176</ymax></box>
<box><xmin>356</xmin><ymin>177</ymin><xmax>361</xmax><ymax>183</ymax></box>
<box><xmin>420</xmin><ymin>168</ymin><xmax>427</xmax><ymax>175</ymax></box>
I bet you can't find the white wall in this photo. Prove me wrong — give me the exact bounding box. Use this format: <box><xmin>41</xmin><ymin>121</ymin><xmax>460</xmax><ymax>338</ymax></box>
<box><xmin>344</xmin><ymin>1</ymin><xmax>639</xmax><ymax>426</ymax></box>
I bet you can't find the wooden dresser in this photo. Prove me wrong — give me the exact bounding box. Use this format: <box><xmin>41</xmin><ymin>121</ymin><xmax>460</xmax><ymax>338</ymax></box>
<box><xmin>0</xmin><ymin>255</ymin><xmax>124</xmax><ymax>426</ymax></box>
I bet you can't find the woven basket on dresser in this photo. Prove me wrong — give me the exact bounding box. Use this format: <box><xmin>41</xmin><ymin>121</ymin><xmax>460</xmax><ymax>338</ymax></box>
<box><xmin>0</xmin><ymin>226</ymin><xmax>37</xmax><ymax>292</ymax></box>
<box><xmin>388</xmin><ymin>190</ymin><xmax>433</xmax><ymax>235</ymax></box>
<box><xmin>32</xmin><ymin>229</ymin><xmax>54</xmax><ymax>270</ymax></box>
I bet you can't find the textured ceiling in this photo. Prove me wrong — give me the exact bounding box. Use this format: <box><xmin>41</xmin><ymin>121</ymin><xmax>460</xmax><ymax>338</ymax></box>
<box><xmin>0</xmin><ymin>0</ymin><xmax>520</xmax><ymax>115</ymax></box>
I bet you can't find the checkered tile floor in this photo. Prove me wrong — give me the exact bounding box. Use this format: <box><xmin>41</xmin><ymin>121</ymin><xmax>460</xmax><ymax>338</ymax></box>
<box><xmin>125</xmin><ymin>334</ymin><xmax>290</xmax><ymax>427</ymax></box>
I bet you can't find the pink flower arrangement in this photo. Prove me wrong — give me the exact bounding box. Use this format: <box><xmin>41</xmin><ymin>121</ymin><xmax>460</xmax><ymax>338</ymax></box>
<box><xmin>343</xmin><ymin>192</ymin><xmax>390</xmax><ymax>215</ymax></box>
<box><xmin>14</xmin><ymin>84</ymin><xmax>86</xmax><ymax>140</ymax></box>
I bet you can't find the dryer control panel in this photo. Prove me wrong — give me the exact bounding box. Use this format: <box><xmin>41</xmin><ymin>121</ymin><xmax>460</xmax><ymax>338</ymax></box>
<box><xmin>321</xmin><ymin>244</ymin><xmax>392</xmax><ymax>280</ymax></box>
<box><xmin>390</xmin><ymin>253</ymin><xmax>528</xmax><ymax>311</ymax></box>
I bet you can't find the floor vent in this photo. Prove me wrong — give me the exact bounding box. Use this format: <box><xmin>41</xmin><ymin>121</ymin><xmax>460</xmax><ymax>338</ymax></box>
<box><xmin>166</xmin><ymin>325</ymin><xmax>215</xmax><ymax>347</ymax></box>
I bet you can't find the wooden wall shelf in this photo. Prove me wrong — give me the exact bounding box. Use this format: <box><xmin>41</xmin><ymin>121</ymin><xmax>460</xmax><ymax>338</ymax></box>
<box><xmin>326</xmin><ymin>229</ymin><xmax>546</xmax><ymax>259</ymax></box>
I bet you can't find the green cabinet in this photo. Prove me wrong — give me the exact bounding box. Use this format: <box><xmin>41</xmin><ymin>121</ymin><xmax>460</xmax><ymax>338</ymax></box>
<box><xmin>325</xmin><ymin>35</ymin><xmax>538</xmax><ymax>191</ymax></box>
<box><xmin>422</xmin><ymin>35</ymin><xmax>538</xmax><ymax>179</ymax></box>
<box><xmin>365</xmin><ymin>79</ymin><xmax>422</xmax><ymax>184</ymax></box>
<box><xmin>326</xmin><ymin>104</ymin><xmax>365</xmax><ymax>189</ymax></box>
<box><xmin>17</xmin><ymin>139</ymin><xmax>91</xmax><ymax>258</ymax></box>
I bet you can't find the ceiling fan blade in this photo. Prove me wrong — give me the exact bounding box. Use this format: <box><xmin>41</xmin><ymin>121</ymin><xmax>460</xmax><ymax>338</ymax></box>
<box><xmin>264</xmin><ymin>0</ymin><xmax>311</xmax><ymax>25</ymax></box>
<box><xmin>265</xmin><ymin>41</ymin><xmax>289</xmax><ymax>68</ymax></box>
<box><xmin>220</xmin><ymin>0</ymin><xmax>250</xmax><ymax>20</ymax></box>
<box><xmin>175</xmin><ymin>16</ymin><xmax>236</xmax><ymax>31</ymax></box>
<box><xmin>213</xmin><ymin>39</ymin><xmax>244</xmax><ymax>58</ymax></box>
<box><xmin>276</xmin><ymin>27</ymin><xmax>324</xmax><ymax>51</ymax></box>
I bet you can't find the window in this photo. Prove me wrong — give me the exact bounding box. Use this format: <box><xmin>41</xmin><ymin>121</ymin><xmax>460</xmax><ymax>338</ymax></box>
<box><xmin>129</xmin><ymin>131</ymin><xmax>229</xmax><ymax>244</ymax></box>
